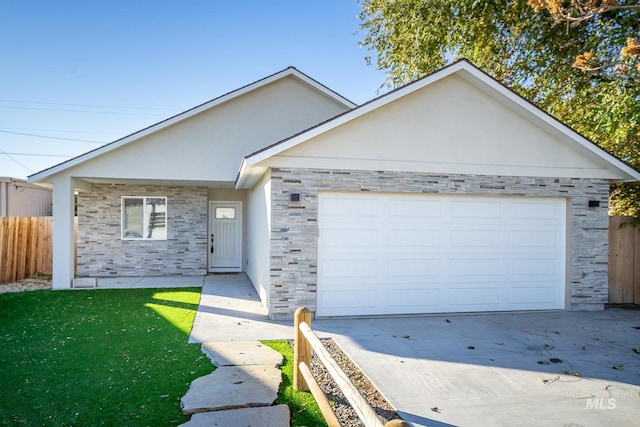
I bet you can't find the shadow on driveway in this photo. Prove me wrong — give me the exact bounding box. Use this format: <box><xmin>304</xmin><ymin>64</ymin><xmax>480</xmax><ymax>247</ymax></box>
<box><xmin>312</xmin><ymin>309</ymin><xmax>640</xmax><ymax>427</ymax></box>
<box><xmin>190</xmin><ymin>275</ymin><xmax>640</xmax><ymax>426</ymax></box>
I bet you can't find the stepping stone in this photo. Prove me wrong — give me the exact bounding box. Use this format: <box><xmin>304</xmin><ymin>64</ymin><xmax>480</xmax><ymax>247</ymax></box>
<box><xmin>181</xmin><ymin>365</ymin><xmax>282</xmax><ymax>414</ymax></box>
<box><xmin>202</xmin><ymin>341</ymin><xmax>283</xmax><ymax>367</ymax></box>
<box><xmin>179</xmin><ymin>404</ymin><xmax>290</xmax><ymax>427</ymax></box>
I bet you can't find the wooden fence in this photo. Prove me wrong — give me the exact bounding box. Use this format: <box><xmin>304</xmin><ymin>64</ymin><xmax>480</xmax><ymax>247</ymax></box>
<box><xmin>609</xmin><ymin>216</ymin><xmax>640</xmax><ymax>305</ymax></box>
<box><xmin>0</xmin><ymin>215</ymin><xmax>637</xmax><ymax>302</ymax></box>
<box><xmin>0</xmin><ymin>217</ymin><xmax>77</xmax><ymax>284</ymax></box>
<box><xmin>294</xmin><ymin>307</ymin><xmax>409</xmax><ymax>427</ymax></box>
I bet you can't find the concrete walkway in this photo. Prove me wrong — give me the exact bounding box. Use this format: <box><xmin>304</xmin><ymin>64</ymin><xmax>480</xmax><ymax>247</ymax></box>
<box><xmin>189</xmin><ymin>273</ymin><xmax>640</xmax><ymax>427</ymax></box>
<box><xmin>95</xmin><ymin>276</ymin><xmax>206</xmax><ymax>289</ymax></box>
<box><xmin>189</xmin><ymin>273</ymin><xmax>293</xmax><ymax>343</ymax></box>
<box><xmin>179</xmin><ymin>340</ymin><xmax>289</xmax><ymax>426</ymax></box>
<box><xmin>181</xmin><ymin>274</ymin><xmax>292</xmax><ymax>426</ymax></box>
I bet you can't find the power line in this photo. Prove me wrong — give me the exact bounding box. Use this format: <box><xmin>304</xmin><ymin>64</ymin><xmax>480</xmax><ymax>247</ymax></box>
<box><xmin>0</xmin><ymin>105</ymin><xmax>166</xmax><ymax>116</ymax></box>
<box><xmin>0</xmin><ymin>147</ymin><xmax>33</xmax><ymax>173</ymax></box>
<box><xmin>0</xmin><ymin>129</ymin><xmax>106</xmax><ymax>144</ymax></box>
<box><xmin>0</xmin><ymin>126</ymin><xmax>120</xmax><ymax>135</ymax></box>
<box><xmin>0</xmin><ymin>98</ymin><xmax>176</xmax><ymax>111</ymax></box>
<box><xmin>1</xmin><ymin>152</ymin><xmax>73</xmax><ymax>158</ymax></box>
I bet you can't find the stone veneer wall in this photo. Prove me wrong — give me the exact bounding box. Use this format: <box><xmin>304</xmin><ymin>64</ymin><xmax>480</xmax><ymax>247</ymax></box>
<box><xmin>77</xmin><ymin>184</ymin><xmax>208</xmax><ymax>277</ymax></box>
<box><xmin>268</xmin><ymin>168</ymin><xmax>610</xmax><ymax>319</ymax></box>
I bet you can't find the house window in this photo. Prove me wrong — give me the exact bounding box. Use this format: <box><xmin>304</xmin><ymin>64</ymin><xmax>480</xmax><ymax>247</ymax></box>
<box><xmin>121</xmin><ymin>197</ymin><xmax>167</xmax><ymax>240</ymax></box>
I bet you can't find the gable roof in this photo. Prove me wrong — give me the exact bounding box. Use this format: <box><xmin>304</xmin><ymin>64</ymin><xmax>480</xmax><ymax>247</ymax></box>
<box><xmin>28</xmin><ymin>67</ymin><xmax>357</xmax><ymax>184</ymax></box>
<box><xmin>236</xmin><ymin>59</ymin><xmax>640</xmax><ymax>188</ymax></box>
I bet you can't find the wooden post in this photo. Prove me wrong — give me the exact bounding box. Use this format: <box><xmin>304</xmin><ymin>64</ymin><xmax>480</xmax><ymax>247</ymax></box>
<box><xmin>7</xmin><ymin>217</ymin><xmax>17</xmax><ymax>282</ymax></box>
<box><xmin>15</xmin><ymin>217</ymin><xmax>26</xmax><ymax>281</ymax></box>
<box><xmin>26</xmin><ymin>217</ymin><xmax>38</xmax><ymax>277</ymax></box>
<box><xmin>0</xmin><ymin>218</ymin><xmax>7</xmax><ymax>283</ymax></box>
<box><xmin>74</xmin><ymin>216</ymin><xmax>78</xmax><ymax>274</ymax></box>
<box><xmin>293</xmin><ymin>306</ymin><xmax>312</xmax><ymax>391</ymax></box>
<box><xmin>384</xmin><ymin>420</ymin><xmax>412</xmax><ymax>427</ymax></box>
<box><xmin>298</xmin><ymin>361</ymin><xmax>341</xmax><ymax>427</ymax></box>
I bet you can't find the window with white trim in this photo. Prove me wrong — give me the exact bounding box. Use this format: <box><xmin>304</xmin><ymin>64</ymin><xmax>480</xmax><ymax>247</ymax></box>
<box><xmin>121</xmin><ymin>197</ymin><xmax>167</xmax><ymax>240</ymax></box>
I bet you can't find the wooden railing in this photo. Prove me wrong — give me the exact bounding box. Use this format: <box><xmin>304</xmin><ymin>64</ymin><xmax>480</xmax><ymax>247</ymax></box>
<box><xmin>293</xmin><ymin>307</ymin><xmax>409</xmax><ymax>427</ymax></box>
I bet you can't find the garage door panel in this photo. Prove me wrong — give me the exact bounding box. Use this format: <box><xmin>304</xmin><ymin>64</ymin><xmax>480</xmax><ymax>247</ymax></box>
<box><xmin>450</xmin><ymin>258</ymin><xmax>502</xmax><ymax>277</ymax></box>
<box><xmin>509</xmin><ymin>286</ymin><xmax>560</xmax><ymax>305</ymax></box>
<box><xmin>321</xmin><ymin>258</ymin><xmax>378</xmax><ymax>278</ymax></box>
<box><xmin>451</xmin><ymin>200</ymin><xmax>501</xmax><ymax>219</ymax></box>
<box><xmin>388</xmin><ymin>258</ymin><xmax>441</xmax><ymax>277</ymax></box>
<box><xmin>389</xmin><ymin>199</ymin><xmax>442</xmax><ymax>219</ymax></box>
<box><xmin>388</xmin><ymin>228</ymin><xmax>441</xmax><ymax>247</ymax></box>
<box><xmin>449</xmin><ymin>287</ymin><xmax>501</xmax><ymax>306</ymax></box>
<box><xmin>322</xmin><ymin>227</ymin><xmax>378</xmax><ymax>248</ymax></box>
<box><xmin>450</xmin><ymin>229</ymin><xmax>501</xmax><ymax>247</ymax></box>
<box><xmin>321</xmin><ymin>196</ymin><xmax>379</xmax><ymax>220</ymax></box>
<box><xmin>320</xmin><ymin>290</ymin><xmax>377</xmax><ymax>312</ymax></box>
<box><xmin>509</xmin><ymin>258</ymin><xmax>559</xmax><ymax>276</ymax></box>
<box><xmin>386</xmin><ymin>288</ymin><xmax>441</xmax><ymax>307</ymax></box>
<box><xmin>510</xmin><ymin>230</ymin><xmax>560</xmax><ymax>248</ymax></box>
<box><xmin>317</xmin><ymin>192</ymin><xmax>566</xmax><ymax>316</ymax></box>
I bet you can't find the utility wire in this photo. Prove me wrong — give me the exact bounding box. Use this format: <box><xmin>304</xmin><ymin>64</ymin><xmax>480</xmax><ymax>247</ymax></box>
<box><xmin>0</xmin><ymin>126</ymin><xmax>120</xmax><ymax>135</ymax></box>
<box><xmin>0</xmin><ymin>105</ymin><xmax>166</xmax><ymax>116</ymax></box>
<box><xmin>1</xmin><ymin>152</ymin><xmax>73</xmax><ymax>158</ymax></box>
<box><xmin>0</xmin><ymin>98</ymin><xmax>176</xmax><ymax>111</ymax></box>
<box><xmin>0</xmin><ymin>147</ymin><xmax>33</xmax><ymax>173</ymax></box>
<box><xmin>0</xmin><ymin>129</ymin><xmax>106</xmax><ymax>144</ymax></box>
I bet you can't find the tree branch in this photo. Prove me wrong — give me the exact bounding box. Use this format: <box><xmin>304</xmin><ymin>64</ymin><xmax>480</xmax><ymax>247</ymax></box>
<box><xmin>528</xmin><ymin>1</ymin><xmax>640</xmax><ymax>25</ymax></box>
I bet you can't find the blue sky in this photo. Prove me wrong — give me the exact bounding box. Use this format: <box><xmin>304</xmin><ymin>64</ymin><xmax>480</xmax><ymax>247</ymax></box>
<box><xmin>0</xmin><ymin>1</ymin><xmax>387</xmax><ymax>180</ymax></box>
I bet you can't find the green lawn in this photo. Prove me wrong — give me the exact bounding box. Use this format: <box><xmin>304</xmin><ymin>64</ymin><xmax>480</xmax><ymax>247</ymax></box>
<box><xmin>0</xmin><ymin>288</ymin><xmax>325</xmax><ymax>426</ymax></box>
<box><xmin>0</xmin><ymin>288</ymin><xmax>211</xmax><ymax>426</ymax></box>
<box><xmin>263</xmin><ymin>340</ymin><xmax>327</xmax><ymax>427</ymax></box>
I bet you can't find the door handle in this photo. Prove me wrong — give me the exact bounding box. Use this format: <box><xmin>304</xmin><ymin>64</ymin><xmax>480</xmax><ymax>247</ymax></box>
<box><xmin>210</xmin><ymin>234</ymin><xmax>215</xmax><ymax>254</ymax></box>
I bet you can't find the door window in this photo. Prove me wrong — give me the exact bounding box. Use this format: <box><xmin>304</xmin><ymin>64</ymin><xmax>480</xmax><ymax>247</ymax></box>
<box><xmin>215</xmin><ymin>207</ymin><xmax>236</xmax><ymax>219</ymax></box>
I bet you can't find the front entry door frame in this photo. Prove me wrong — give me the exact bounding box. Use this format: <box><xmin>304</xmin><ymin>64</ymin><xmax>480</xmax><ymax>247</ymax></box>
<box><xmin>208</xmin><ymin>201</ymin><xmax>243</xmax><ymax>272</ymax></box>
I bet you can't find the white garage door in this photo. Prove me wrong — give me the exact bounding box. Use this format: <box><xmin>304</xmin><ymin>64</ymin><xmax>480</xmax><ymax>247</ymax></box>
<box><xmin>317</xmin><ymin>192</ymin><xmax>566</xmax><ymax>317</ymax></box>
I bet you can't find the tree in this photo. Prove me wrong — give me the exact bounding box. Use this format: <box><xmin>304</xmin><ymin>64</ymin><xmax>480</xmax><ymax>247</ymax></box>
<box><xmin>358</xmin><ymin>0</ymin><xmax>640</xmax><ymax>216</ymax></box>
<box><xmin>527</xmin><ymin>0</ymin><xmax>640</xmax><ymax>73</ymax></box>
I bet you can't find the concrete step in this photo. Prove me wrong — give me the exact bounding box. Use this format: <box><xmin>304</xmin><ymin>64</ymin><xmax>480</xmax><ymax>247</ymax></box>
<box><xmin>181</xmin><ymin>365</ymin><xmax>282</xmax><ymax>414</ymax></box>
<box><xmin>202</xmin><ymin>340</ymin><xmax>283</xmax><ymax>367</ymax></box>
<box><xmin>178</xmin><ymin>404</ymin><xmax>290</xmax><ymax>427</ymax></box>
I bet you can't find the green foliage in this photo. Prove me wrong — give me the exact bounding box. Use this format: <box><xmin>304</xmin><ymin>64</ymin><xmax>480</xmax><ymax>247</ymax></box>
<box><xmin>358</xmin><ymin>0</ymin><xmax>640</xmax><ymax>216</ymax></box>
<box><xmin>0</xmin><ymin>288</ymin><xmax>212</xmax><ymax>426</ymax></box>
<box><xmin>262</xmin><ymin>340</ymin><xmax>327</xmax><ymax>427</ymax></box>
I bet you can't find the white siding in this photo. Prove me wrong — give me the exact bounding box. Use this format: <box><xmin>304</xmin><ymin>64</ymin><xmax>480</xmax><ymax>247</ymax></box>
<box><xmin>54</xmin><ymin>76</ymin><xmax>350</xmax><ymax>183</ymax></box>
<box><xmin>246</xmin><ymin>172</ymin><xmax>271</xmax><ymax>309</ymax></box>
<box><xmin>266</xmin><ymin>75</ymin><xmax>621</xmax><ymax>180</ymax></box>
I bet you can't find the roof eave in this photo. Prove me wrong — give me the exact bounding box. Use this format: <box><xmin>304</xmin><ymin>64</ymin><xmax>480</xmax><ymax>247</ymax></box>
<box><xmin>242</xmin><ymin>59</ymin><xmax>640</xmax><ymax>183</ymax></box>
<box><xmin>28</xmin><ymin>66</ymin><xmax>357</xmax><ymax>185</ymax></box>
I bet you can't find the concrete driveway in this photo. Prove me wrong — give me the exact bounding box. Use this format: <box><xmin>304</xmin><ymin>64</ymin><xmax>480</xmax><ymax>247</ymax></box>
<box><xmin>191</xmin><ymin>275</ymin><xmax>640</xmax><ymax>426</ymax></box>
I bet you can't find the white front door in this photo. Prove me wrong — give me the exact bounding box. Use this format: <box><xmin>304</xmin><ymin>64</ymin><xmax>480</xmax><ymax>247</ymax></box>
<box><xmin>209</xmin><ymin>201</ymin><xmax>242</xmax><ymax>272</ymax></box>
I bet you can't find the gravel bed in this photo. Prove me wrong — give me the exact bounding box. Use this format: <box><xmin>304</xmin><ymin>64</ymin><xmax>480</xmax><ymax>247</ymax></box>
<box><xmin>0</xmin><ymin>276</ymin><xmax>52</xmax><ymax>294</ymax></box>
<box><xmin>299</xmin><ymin>338</ymin><xmax>402</xmax><ymax>426</ymax></box>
